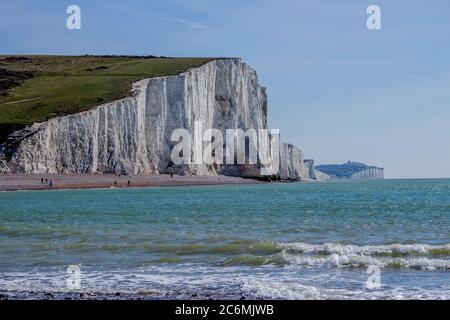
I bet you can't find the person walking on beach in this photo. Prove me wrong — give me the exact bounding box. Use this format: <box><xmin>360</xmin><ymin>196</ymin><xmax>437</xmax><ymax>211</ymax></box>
<box><xmin>41</xmin><ymin>177</ymin><xmax>44</xmax><ymax>184</ymax></box>
<box><xmin>114</xmin><ymin>180</ymin><xmax>117</xmax><ymax>187</ymax></box>
<box><xmin>45</xmin><ymin>178</ymin><xmax>48</xmax><ymax>184</ymax></box>
<box><xmin>49</xmin><ymin>180</ymin><xmax>53</xmax><ymax>188</ymax></box>
<box><xmin>127</xmin><ymin>180</ymin><xmax>130</xmax><ymax>187</ymax></box>
<box><xmin>170</xmin><ymin>173</ymin><xmax>173</xmax><ymax>178</ymax></box>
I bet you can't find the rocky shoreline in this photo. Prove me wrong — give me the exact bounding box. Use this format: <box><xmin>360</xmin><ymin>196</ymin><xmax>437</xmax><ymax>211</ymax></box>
<box><xmin>0</xmin><ymin>290</ymin><xmax>260</xmax><ymax>300</ymax></box>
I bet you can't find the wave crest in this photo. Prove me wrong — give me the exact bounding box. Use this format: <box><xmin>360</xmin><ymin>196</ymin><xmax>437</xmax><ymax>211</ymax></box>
<box><xmin>280</xmin><ymin>243</ymin><xmax>450</xmax><ymax>270</ymax></box>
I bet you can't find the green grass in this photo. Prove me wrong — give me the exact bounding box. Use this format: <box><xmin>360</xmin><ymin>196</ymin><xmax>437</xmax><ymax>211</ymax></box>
<box><xmin>0</xmin><ymin>55</ymin><xmax>216</xmax><ymax>140</ymax></box>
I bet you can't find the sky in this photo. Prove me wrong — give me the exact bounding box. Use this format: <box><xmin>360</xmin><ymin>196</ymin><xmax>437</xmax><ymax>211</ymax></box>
<box><xmin>1</xmin><ymin>0</ymin><xmax>449</xmax><ymax>178</ymax></box>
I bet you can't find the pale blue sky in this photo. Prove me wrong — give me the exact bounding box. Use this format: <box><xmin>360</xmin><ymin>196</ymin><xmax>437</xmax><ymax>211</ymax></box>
<box><xmin>1</xmin><ymin>0</ymin><xmax>449</xmax><ymax>178</ymax></box>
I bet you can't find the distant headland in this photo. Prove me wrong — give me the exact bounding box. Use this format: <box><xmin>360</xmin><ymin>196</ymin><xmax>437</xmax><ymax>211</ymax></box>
<box><xmin>315</xmin><ymin>161</ymin><xmax>384</xmax><ymax>180</ymax></box>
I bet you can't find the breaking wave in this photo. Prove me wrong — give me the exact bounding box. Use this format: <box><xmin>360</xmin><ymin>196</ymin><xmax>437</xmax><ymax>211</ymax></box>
<box><xmin>283</xmin><ymin>243</ymin><xmax>450</xmax><ymax>257</ymax></box>
<box><xmin>280</xmin><ymin>243</ymin><xmax>450</xmax><ymax>270</ymax></box>
<box><xmin>209</xmin><ymin>242</ymin><xmax>450</xmax><ymax>270</ymax></box>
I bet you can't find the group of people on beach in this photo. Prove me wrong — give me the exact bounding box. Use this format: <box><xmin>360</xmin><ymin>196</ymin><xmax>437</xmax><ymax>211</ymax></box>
<box><xmin>37</xmin><ymin>172</ymin><xmax>177</xmax><ymax>190</ymax></box>
<box><xmin>40</xmin><ymin>177</ymin><xmax>53</xmax><ymax>187</ymax></box>
<box><xmin>114</xmin><ymin>172</ymin><xmax>131</xmax><ymax>188</ymax></box>
<box><xmin>114</xmin><ymin>180</ymin><xmax>131</xmax><ymax>187</ymax></box>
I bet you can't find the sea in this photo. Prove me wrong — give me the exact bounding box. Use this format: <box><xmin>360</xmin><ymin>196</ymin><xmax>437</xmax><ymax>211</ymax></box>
<box><xmin>0</xmin><ymin>179</ymin><xmax>449</xmax><ymax>299</ymax></box>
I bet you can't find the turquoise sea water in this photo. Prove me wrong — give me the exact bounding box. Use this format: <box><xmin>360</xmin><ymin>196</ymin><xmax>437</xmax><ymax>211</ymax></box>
<box><xmin>0</xmin><ymin>179</ymin><xmax>449</xmax><ymax>299</ymax></box>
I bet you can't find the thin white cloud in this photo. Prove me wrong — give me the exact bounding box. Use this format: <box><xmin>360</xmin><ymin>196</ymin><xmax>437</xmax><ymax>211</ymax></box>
<box><xmin>119</xmin><ymin>6</ymin><xmax>235</xmax><ymax>36</ymax></box>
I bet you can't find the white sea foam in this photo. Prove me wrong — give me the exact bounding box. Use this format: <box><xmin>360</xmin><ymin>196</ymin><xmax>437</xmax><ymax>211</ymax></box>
<box><xmin>282</xmin><ymin>252</ymin><xmax>450</xmax><ymax>270</ymax></box>
<box><xmin>242</xmin><ymin>278</ymin><xmax>450</xmax><ymax>300</ymax></box>
<box><xmin>282</xmin><ymin>242</ymin><xmax>450</xmax><ymax>256</ymax></box>
<box><xmin>279</xmin><ymin>242</ymin><xmax>450</xmax><ymax>270</ymax></box>
<box><xmin>1</xmin><ymin>262</ymin><xmax>449</xmax><ymax>300</ymax></box>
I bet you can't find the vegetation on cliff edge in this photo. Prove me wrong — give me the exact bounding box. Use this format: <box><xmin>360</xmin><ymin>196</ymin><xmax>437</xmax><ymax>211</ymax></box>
<box><xmin>0</xmin><ymin>55</ymin><xmax>215</xmax><ymax>141</ymax></box>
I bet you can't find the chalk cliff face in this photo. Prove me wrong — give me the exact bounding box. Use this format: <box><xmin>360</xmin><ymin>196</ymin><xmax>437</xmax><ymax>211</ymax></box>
<box><xmin>347</xmin><ymin>167</ymin><xmax>383</xmax><ymax>180</ymax></box>
<box><xmin>303</xmin><ymin>159</ymin><xmax>330</xmax><ymax>181</ymax></box>
<box><xmin>279</xmin><ymin>143</ymin><xmax>305</xmax><ymax>180</ymax></box>
<box><xmin>1</xmin><ymin>59</ymin><xmax>317</xmax><ymax>180</ymax></box>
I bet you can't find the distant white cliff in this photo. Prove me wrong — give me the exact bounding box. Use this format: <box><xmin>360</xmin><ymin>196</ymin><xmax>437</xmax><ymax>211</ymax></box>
<box><xmin>0</xmin><ymin>59</ymin><xmax>323</xmax><ymax>181</ymax></box>
<box><xmin>315</xmin><ymin>161</ymin><xmax>383</xmax><ymax>180</ymax></box>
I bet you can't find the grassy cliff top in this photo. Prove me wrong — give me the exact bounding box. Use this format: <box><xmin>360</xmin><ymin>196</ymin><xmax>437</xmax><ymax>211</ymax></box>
<box><xmin>0</xmin><ymin>55</ymin><xmax>216</xmax><ymax>141</ymax></box>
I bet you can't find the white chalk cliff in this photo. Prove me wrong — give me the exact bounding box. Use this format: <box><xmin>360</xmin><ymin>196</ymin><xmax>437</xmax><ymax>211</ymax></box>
<box><xmin>1</xmin><ymin>59</ymin><xmax>322</xmax><ymax>180</ymax></box>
